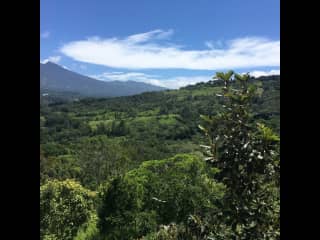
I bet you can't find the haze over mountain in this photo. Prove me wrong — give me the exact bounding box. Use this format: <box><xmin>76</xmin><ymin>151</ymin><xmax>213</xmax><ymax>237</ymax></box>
<box><xmin>40</xmin><ymin>62</ymin><xmax>166</xmax><ymax>97</ymax></box>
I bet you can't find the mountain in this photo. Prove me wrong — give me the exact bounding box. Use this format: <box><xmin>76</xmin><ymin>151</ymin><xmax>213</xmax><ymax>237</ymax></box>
<box><xmin>40</xmin><ymin>62</ymin><xmax>166</xmax><ymax>97</ymax></box>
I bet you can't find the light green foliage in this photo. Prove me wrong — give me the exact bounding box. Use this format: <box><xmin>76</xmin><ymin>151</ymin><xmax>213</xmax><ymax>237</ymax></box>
<box><xmin>40</xmin><ymin>115</ymin><xmax>46</xmax><ymax>127</ymax></box>
<box><xmin>97</xmin><ymin>154</ymin><xmax>225</xmax><ymax>239</ymax></box>
<box><xmin>40</xmin><ymin>179</ymin><xmax>96</xmax><ymax>240</ymax></box>
<box><xmin>73</xmin><ymin>214</ymin><xmax>99</xmax><ymax>240</ymax></box>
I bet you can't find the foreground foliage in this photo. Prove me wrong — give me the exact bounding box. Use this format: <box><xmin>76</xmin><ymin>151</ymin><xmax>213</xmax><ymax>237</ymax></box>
<box><xmin>199</xmin><ymin>71</ymin><xmax>280</xmax><ymax>239</ymax></box>
<box><xmin>40</xmin><ymin>179</ymin><xmax>96</xmax><ymax>240</ymax></box>
<box><xmin>97</xmin><ymin>154</ymin><xmax>225</xmax><ymax>239</ymax></box>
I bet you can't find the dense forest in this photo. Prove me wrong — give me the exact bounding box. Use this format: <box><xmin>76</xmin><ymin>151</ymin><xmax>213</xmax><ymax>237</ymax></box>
<box><xmin>40</xmin><ymin>72</ymin><xmax>280</xmax><ymax>240</ymax></box>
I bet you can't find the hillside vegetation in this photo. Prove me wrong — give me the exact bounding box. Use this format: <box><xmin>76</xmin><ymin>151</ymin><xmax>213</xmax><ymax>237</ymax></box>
<box><xmin>40</xmin><ymin>73</ymin><xmax>280</xmax><ymax>240</ymax></box>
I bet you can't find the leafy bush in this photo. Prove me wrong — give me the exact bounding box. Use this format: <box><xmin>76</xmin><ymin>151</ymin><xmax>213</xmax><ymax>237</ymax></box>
<box><xmin>40</xmin><ymin>179</ymin><xmax>96</xmax><ymax>240</ymax></box>
<box><xmin>73</xmin><ymin>214</ymin><xmax>99</xmax><ymax>240</ymax></box>
<box><xmin>97</xmin><ymin>154</ymin><xmax>225</xmax><ymax>239</ymax></box>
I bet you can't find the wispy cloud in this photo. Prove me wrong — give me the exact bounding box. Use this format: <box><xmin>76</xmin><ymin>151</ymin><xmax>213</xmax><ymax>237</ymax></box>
<box><xmin>159</xmin><ymin>76</ymin><xmax>211</xmax><ymax>89</ymax></box>
<box><xmin>246</xmin><ymin>69</ymin><xmax>280</xmax><ymax>78</ymax></box>
<box><xmin>91</xmin><ymin>72</ymin><xmax>157</xmax><ymax>81</ymax></box>
<box><xmin>41</xmin><ymin>31</ymin><xmax>50</xmax><ymax>39</ymax></box>
<box><xmin>90</xmin><ymin>71</ymin><xmax>210</xmax><ymax>89</ymax></box>
<box><xmin>126</xmin><ymin>29</ymin><xmax>173</xmax><ymax>43</ymax></box>
<box><xmin>60</xmin><ymin>29</ymin><xmax>279</xmax><ymax>70</ymax></box>
<box><xmin>205</xmin><ymin>40</ymin><xmax>224</xmax><ymax>49</ymax></box>
<box><xmin>40</xmin><ymin>56</ymin><xmax>62</xmax><ymax>64</ymax></box>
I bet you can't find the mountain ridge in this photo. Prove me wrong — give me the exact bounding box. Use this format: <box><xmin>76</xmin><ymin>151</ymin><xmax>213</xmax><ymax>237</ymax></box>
<box><xmin>40</xmin><ymin>62</ymin><xmax>166</xmax><ymax>97</ymax></box>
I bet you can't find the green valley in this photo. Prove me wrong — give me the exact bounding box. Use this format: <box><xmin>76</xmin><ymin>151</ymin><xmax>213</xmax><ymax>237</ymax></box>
<box><xmin>40</xmin><ymin>73</ymin><xmax>279</xmax><ymax>239</ymax></box>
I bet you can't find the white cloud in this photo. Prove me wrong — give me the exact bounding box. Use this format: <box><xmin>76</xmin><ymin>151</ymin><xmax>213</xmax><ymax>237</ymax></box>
<box><xmin>41</xmin><ymin>31</ymin><xmax>50</xmax><ymax>39</ymax></box>
<box><xmin>60</xmin><ymin>29</ymin><xmax>279</xmax><ymax>70</ymax></box>
<box><xmin>40</xmin><ymin>56</ymin><xmax>62</xmax><ymax>64</ymax></box>
<box><xmin>90</xmin><ymin>71</ymin><xmax>210</xmax><ymax>89</ymax></box>
<box><xmin>158</xmin><ymin>76</ymin><xmax>211</xmax><ymax>89</ymax></box>
<box><xmin>126</xmin><ymin>29</ymin><xmax>173</xmax><ymax>43</ymax></box>
<box><xmin>247</xmin><ymin>69</ymin><xmax>280</xmax><ymax>78</ymax></box>
<box><xmin>91</xmin><ymin>72</ymin><xmax>156</xmax><ymax>82</ymax></box>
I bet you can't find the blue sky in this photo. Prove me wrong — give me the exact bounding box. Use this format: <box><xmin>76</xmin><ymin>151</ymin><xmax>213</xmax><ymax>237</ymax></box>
<box><xmin>40</xmin><ymin>0</ymin><xmax>280</xmax><ymax>89</ymax></box>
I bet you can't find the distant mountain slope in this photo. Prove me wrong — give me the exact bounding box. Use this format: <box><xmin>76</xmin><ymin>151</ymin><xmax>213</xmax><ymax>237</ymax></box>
<box><xmin>41</xmin><ymin>75</ymin><xmax>280</xmax><ymax>133</ymax></box>
<box><xmin>40</xmin><ymin>62</ymin><xmax>166</xmax><ymax>97</ymax></box>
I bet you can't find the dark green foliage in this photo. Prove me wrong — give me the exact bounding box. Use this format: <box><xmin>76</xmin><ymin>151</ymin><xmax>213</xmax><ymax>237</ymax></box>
<box><xmin>199</xmin><ymin>71</ymin><xmax>280</xmax><ymax>239</ymax></box>
<box><xmin>40</xmin><ymin>153</ymin><xmax>81</xmax><ymax>185</ymax></box>
<box><xmin>108</xmin><ymin>119</ymin><xmax>129</xmax><ymax>136</ymax></box>
<box><xmin>76</xmin><ymin>136</ymin><xmax>133</xmax><ymax>189</ymax></box>
<box><xmin>142</xmin><ymin>218</ymin><xmax>233</xmax><ymax>240</ymax></box>
<box><xmin>97</xmin><ymin>154</ymin><xmax>225</xmax><ymax>239</ymax></box>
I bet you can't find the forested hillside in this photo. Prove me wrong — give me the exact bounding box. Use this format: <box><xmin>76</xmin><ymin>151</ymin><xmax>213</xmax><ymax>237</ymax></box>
<box><xmin>40</xmin><ymin>73</ymin><xmax>280</xmax><ymax>240</ymax></box>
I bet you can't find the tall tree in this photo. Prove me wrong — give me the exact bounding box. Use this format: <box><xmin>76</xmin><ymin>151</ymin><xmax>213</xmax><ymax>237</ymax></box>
<box><xmin>199</xmin><ymin>71</ymin><xmax>280</xmax><ymax>239</ymax></box>
<box><xmin>77</xmin><ymin>136</ymin><xmax>131</xmax><ymax>189</ymax></box>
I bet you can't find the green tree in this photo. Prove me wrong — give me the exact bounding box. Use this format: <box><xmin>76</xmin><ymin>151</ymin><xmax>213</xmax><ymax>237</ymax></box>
<box><xmin>96</xmin><ymin>122</ymin><xmax>107</xmax><ymax>135</ymax></box>
<box><xmin>97</xmin><ymin>154</ymin><xmax>225</xmax><ymax>239</ymax></box>
<box><xmin>40</xmin><ymin>179</ymin><xmax>96</xmax><ymax>240</ymax></box>
<box><xmin>77</xmin><ymin>136</ymin><xmax>132</xmax><ymax>189</ymax></box>
<box><xmin>40</xmin><ymin>145</ymin><xmax>81</xmax><ymax>184</ymax></box>
<box><xmin>199</xmin><ymin>71</ymin><xmax>280</xmax><ymax>239</ymax></box>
